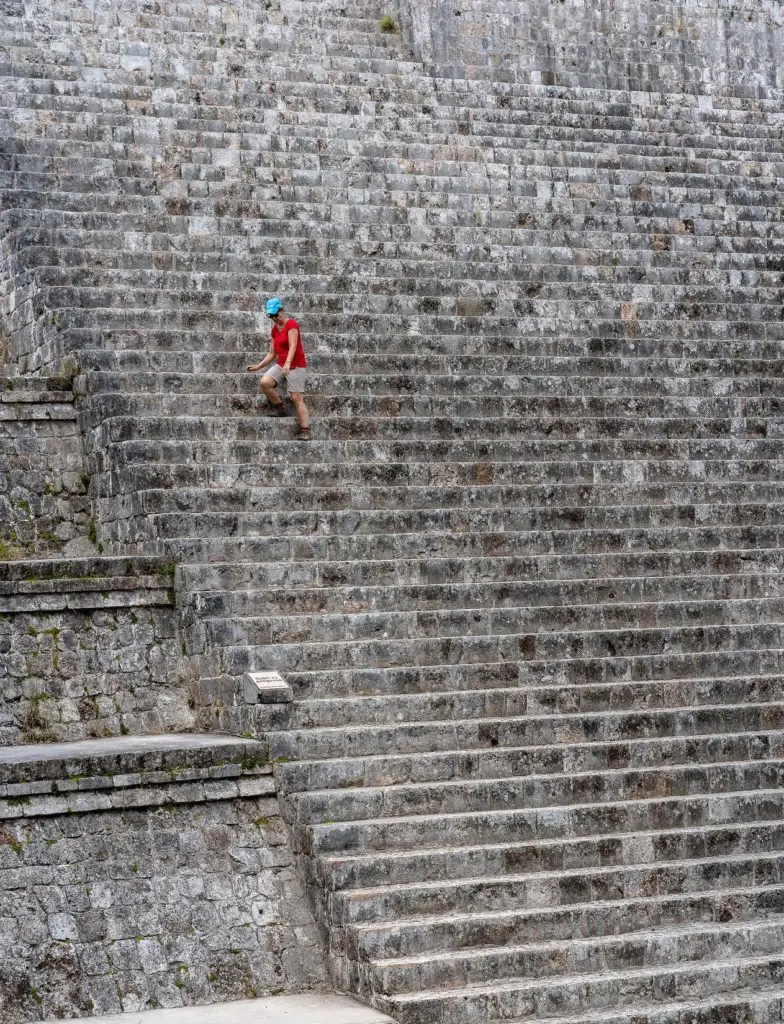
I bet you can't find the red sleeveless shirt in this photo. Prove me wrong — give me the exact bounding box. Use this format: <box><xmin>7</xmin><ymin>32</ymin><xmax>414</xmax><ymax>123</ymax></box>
<box><xmin>271</xmin><ymin>318</ymin><xmax>307</xmax><ymax>368</ymax></box>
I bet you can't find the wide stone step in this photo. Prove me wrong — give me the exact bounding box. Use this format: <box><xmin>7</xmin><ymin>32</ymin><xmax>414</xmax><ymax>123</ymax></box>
<box><xmin>51</xmin><ymin>304</ymin><xmax>784</xmax><ymax>346</ymax></box>
<box><xmin>274</xmin><ymin>701</ymin><xmax>784</xmax><ymax>763</ymax></box>
<box><xmin>351</xmin><ymin>882</ymin><xmax>784</xmax><ymax>962</ymax></box>
<box><xmin>4</xmin><ymin>212</ymin><xmax>780</xmax><ymax>264</ymax></box>
<box><xmin>26</xmin><ymin>277</ymin><xmax>784</xmax><ymax>316</ymax></box>
<box><xmin>135</xmin><ymin>480</ymin><xmax>784</xmax><ymax>517</ymax></box>
<box><xmin>278</xmin><ymin>645</ymin><xmax>784</xmax><ymax>700</ymax></box>
<box><xmin>7</xmin><ymin>186</ymin><xmax>780</xmax><ymax>242</ymax></box>
<box><xmin>16</xmin><ymin>241</ymin><xmax>784</xmax><ymax>284</ymax></box>
<box><xmin>381</xmin><ymin>948</ymin><xmax>784</xmax><ymax>1024</ymax></box>
<box><xmin>101</xmin><ymin>435</ymin><xmax>784</xmax><ymax>471</ymax></box>
<box><xmin>367</xmin><ymin>915</ymin><xmax>784</xmax><ymax>997</ymax></box>
<box><xmin>5</xmin><ymin>101</ymin><xmax>783</xmax><ymax>173</ymax></box>
<box><xmin>219</xmin><ymin>620</ymin><xmax>784</xmax><ymax>679</ymax></box>
<box><xmin>4</xmin><ymin>117</ymin><xmax>783</xmax><ymax>180</ymax></box>
<box><xmin>9</xmin><ymin>114</ymin><xmax>780</xmax><ymax>159</ymax></box>
<box><xmin>279</xmin><ymin>713</ymin><xmax>784</xmax><ymax>792</ymax></box>
<box><xmin>109</xmin><ymin>456</ymin><xmax>784</xmax><ymax>506</ymax></box>
<box><xmin>72</xmin><ymin>339</ymin><xmax>784</xmax><ymax>367</ymax></box>
<box><xmin>487</xmin><ymin>986</ymin><xmax>784</xmax><ymax>1024</ymax></box>
<box><xmin>18</xmin><ymin>231</ymin><xmax>784</xmax><ymax>274</ymax></box>
<box><xmin>200</xmin><ymin>569</ymin><xmax>784</xmax><ymax>623</ymax></box>
<box><xmin>16</xmin><ymin>214</ymin><xmax>782</xmax><ymax>266</ymax></box>
<box><xmin>87</xmin><ymin>411</ymin><xmax>756</xmax><ymax>445</ymax></box>
<box><xmin>202</xmin><ymin>596</ymin><xmax>784</xmax><ymax>652</ymax></box>
<box><xmin>83</xmin><ymin>388</ymin><xmax>784</xmax><ymax>438</ymax></box>
<box><xmin>5</xmin><ymin>54</ymin><xmax>779</xmax><ymax>119</ymax></box>
<box><xmin>141</xmin><ymin>523</ymin><xmax>784</xmax><ymax>568</ymax></box>
<box><xmin>77</xmin><ymin>371</ymin><xmax>784</xmax><ymax>406</ymax></box>
<box><xmin>316</xmin><ymin>815</ymin><xmax>784</xmax><ymax>893</ymax></box>
<box><xmin>9</xmin><ymin>179</ymin><xmax>783</xmax><ymax>242</ymax></box>
<box><xmin>78</xmin><ymin>386</ymin><xmax>784</xmax><ymax>433</ymax></box>
<box><xmin>292</xmin><ymin>758</ymin><xmax>784</xmax><ymax>830</ymax></box>
<box><xmin>170</xmin><ymin>551</ymin><xmax>784</xmax><ymax>604</ymax></box>
<box><xmin>305</xmin><ymin>787</ymin><xmax>784</xmax><ymax>861</ymax></box>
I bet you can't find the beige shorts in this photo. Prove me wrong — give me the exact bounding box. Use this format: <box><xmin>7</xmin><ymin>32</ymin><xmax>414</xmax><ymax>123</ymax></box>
<box><xmin>263</xmin><ymin>363</ymin><xmax>307</xmax><ymax>394</ymax></box>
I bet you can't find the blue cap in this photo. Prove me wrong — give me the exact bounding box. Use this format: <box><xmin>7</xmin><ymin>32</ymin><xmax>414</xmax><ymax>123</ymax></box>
<box><xmin>265</xmin><ymin>297</ymin><xmax>283</xmax><ymax>316</ymax></box>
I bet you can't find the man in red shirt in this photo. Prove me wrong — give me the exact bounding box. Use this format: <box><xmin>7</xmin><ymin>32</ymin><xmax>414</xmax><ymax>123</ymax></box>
<box><xmin>247</xmin><ymin>298</ymin><xmax>310</xmax><ymax>440</ymax></box>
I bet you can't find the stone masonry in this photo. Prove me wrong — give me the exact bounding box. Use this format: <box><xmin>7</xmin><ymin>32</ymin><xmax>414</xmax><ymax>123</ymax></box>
<box><xmin>0</xmin><ymin>737</ymin><xmax>327</xmax><ymax>1022</ymax></box>
<box><xmin>395</xmin><ymin>0</ymin><xmax>784</xmax><ymax>94</ymax></box>
<box><xmin>0</xmin><ymin>557</ymin><xmax>192</xmax><ymax>746</ymax></box>
<box><xmin>0</xmin><ymin>377</ymin><xmax>93</xmax><ymax>560</ymax></box>
<box><xmin>3</xmin><ymin>0</ymin><xmax>784</xmax><ymax>1022</ymax></box>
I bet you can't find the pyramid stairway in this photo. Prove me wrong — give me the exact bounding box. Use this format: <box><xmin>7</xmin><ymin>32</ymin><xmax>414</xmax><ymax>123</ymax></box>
<box><xmin>3</xmin><ymin>0</ymin><xmax>784</xmax><ymax>1020</ymax></box>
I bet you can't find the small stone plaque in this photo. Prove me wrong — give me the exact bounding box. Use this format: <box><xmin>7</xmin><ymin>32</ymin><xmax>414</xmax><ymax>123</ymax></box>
<box><xmin>243</xmin><ymin>671</ymin><xmax>293</xmax><ymax>705</ymax></box>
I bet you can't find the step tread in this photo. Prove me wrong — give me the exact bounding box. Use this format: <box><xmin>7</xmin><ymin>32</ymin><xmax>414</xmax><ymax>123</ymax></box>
<box><xmin>343</xmin><ymin>847</ymin><xmax>784</xmax><ymax>905</ymax></box>
<box><xmin>387</xmin><ymin>947</ymin><xmax>784</xmax><ymax>1003</ymax></box>
<box><xmin>373</xmin><ymin>913</ymin><xmax>784</xmax><ymax>968</ymax></box>
<box><xmin>487</xmin><ymin>982</ymin><xmax>784</xmax><ymax>1024</ymax></box>
<box><xmin>359</xmin><ymin>880</ymin><xmax>784</xmax><ymax>937</ymax></box>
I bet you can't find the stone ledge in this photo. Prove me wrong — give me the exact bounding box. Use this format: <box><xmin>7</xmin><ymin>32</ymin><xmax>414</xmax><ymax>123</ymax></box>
<box><xmin>0</xmin><ymin>401</ymin><xmax>76</xmax><ymax>420</ymax></box>
<box><xmin>0</xmin><ymin>375</ymin><xmax>76</xmax><ymax>418</ymax></box>
<box><xmin>0</xmin><ymin>556</ymin><xmax>176</xmax><ymax>611</ymax></box>
<box><xmin>42</xmin><ymin>993</ymin><xmax>397</xmax><ymax>1024</ymax></box>
<box><xmin>0</xmin><ymin>581</ymin><xmax>174</xmax><ymax>613</ymax></box>
<box><xmin>0</xmin><ymin>555</ymin><xmax>175</xmax><ymax>583</ymax></box>
<box><xmin>0</xmin><ymin>772</ymin><xmax>276</xmax><ymax>819</ymax></box>
<box><xmin>0</xmin><ymin>733</ymin><xmax>269</xmax><ymax>785</ymax></box>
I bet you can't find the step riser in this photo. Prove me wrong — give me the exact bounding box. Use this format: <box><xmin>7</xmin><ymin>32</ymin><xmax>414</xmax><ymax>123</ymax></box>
<box><xmin>279</xmin><ymin>653</ymin><xmax>784</xmax><ymax>698</ymax></box>
<box><xmin>346</xmin><ymin>887</ymin><xmax>784</xmax><ymax>962</ymax></box>
<box><xmin>292</xmin><ymin>760</ymin><xmax>784</xmax><ymax>829</ymax></box>
<box><xmin>279</xmin><ymin>725</ymin><xmax>784</xmax><ymax>794</ymax></box>
<box><xmin>365</xmin><ymin>919</ymin><xmax>784</xmax><ymax>998</ymax></box>
<box><xmin>330</xmin><ymin>852</ymin><xmax>784</xmax><ymax>927</ymax></box>
<box><xmin>306</xmin><ymin>790</ymin><xmax>784</xmax><ymax>860</ymax></box>
<box><xmin>314</xmin><ymin>820</ymin><xmax>784</xmax><ymax>893</ymax></box>
<box><xmin>285</xmin><ymin>676</ymin><xmax>784</xmax><ymax>731</ymax></box>
<box><xmin>382</xmin><ymin>953</ymin><xmax>784</xmax><ymax>1024</ymax></box>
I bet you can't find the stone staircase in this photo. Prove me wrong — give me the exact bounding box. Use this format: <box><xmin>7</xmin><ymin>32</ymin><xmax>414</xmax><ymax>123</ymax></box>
<box><xmin>4</xmin><ymin>0</ymin><xmax>784</xmax><ymax>1020</ymax></box>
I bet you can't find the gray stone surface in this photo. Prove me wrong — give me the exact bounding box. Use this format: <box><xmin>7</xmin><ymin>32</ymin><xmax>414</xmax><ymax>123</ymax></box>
<box><xmin>0</xmin><ymin>380</ymin><xmax>94</xmax><ymax>560</ymax></box>
<box><xmin>0</xmin><ymin>738</ymin><xmax>327</xmax><ymax>1022</ymax></box>
<box><xmin>0</xmin><ymin>583</ymin><xmax>191</xmax><ymax>746</ymax></box>
<box><xmin>3</xmin><ymin>0</ymin><xmax>784</xmax><ymax>1021</ymax></box>
<box><xmin>396</xmin><ymin>0</ymin><xmax>784</xmax><ymax>94</ymax></box>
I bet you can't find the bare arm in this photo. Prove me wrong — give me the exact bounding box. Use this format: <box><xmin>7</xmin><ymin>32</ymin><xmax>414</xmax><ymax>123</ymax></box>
<box><xmin>281</xmin><ymin>327</ymin><xmax>299</xmax><ymax>372</ymax></box>
<box><xmin>246</xmin><ymin>340</ymin><xmax>276</xmax><ymax>373</ymax></box>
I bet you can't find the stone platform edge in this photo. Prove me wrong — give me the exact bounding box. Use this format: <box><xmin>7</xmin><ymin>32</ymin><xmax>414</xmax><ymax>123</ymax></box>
<box><xmin>0</xmin><ymin>555</ymin><xmax>176</xmax><ymax>612</ymax></box>
<box><xmin>0</xmin><ymin>734</ymin><xmax>271</xmax><ymax>818</ymax></box>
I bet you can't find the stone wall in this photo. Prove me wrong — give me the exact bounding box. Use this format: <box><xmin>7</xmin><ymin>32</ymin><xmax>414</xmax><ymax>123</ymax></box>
<box><xmin>0</xmin><ymin>379</ymin><xmax>93</xmax><ymax>561</ymax></box>
<box><xmin>0</xmin><ymin>558</ymin><xmax>193</xmax><ymax>746</ymax></box>
<box><xmin>0</xmin><ymin>738</ymin><xmax>328</xmax><ymax>1022</ymax></box>
<box><xmin>397</xmin><ymin>0</ymin><xmax>784</xmax><ymax>94</ymax></box>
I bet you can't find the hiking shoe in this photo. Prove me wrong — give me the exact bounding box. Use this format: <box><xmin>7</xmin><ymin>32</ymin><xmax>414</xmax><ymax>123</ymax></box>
<box><xmin>296</xmin><ymin>427</ymin><xmax>311</xmax><ymax>440</ymax></box>
<box><xmin>267</xmin><ymin>401</ymin><xmax>286</xmax><ymax>417</ymax></box>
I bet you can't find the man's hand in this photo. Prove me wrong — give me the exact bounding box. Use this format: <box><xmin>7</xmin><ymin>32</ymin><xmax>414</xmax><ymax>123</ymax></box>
<box><xmin>281</xmin><ymin>365</ymin><xmax>291</xmax><ymax>376</ymax></box>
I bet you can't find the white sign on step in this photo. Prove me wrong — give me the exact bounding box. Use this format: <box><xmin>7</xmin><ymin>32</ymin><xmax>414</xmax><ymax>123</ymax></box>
<box><xmin>243</xmin><ymin>671</ymin><xmax>293</xmax><ymax>705</ymax></box>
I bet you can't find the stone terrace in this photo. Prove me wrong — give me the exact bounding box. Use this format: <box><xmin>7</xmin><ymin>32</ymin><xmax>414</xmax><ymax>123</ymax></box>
<box><xmin>3</xmin><ymin>0</ymin><xmax>784</xmax><ymax>1021</ymax></box>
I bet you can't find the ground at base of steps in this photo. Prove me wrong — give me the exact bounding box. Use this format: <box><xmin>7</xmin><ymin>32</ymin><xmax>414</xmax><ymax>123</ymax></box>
<box><xmin>42</xmin><ymin>992</ymin><xmax>397</xmax><ymax>1024</ymax></box>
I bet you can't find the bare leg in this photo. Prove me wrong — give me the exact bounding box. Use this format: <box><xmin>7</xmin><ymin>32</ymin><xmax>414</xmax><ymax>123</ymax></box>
<box><xmin>260</xmin><ymin>376</ymin><xmax>283</xmax><ymax>406</ymax></box>
<box><xmin>290</xmin><ymin>392</ymin><xmax>309</xmax><ymax>430</ymax></box>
